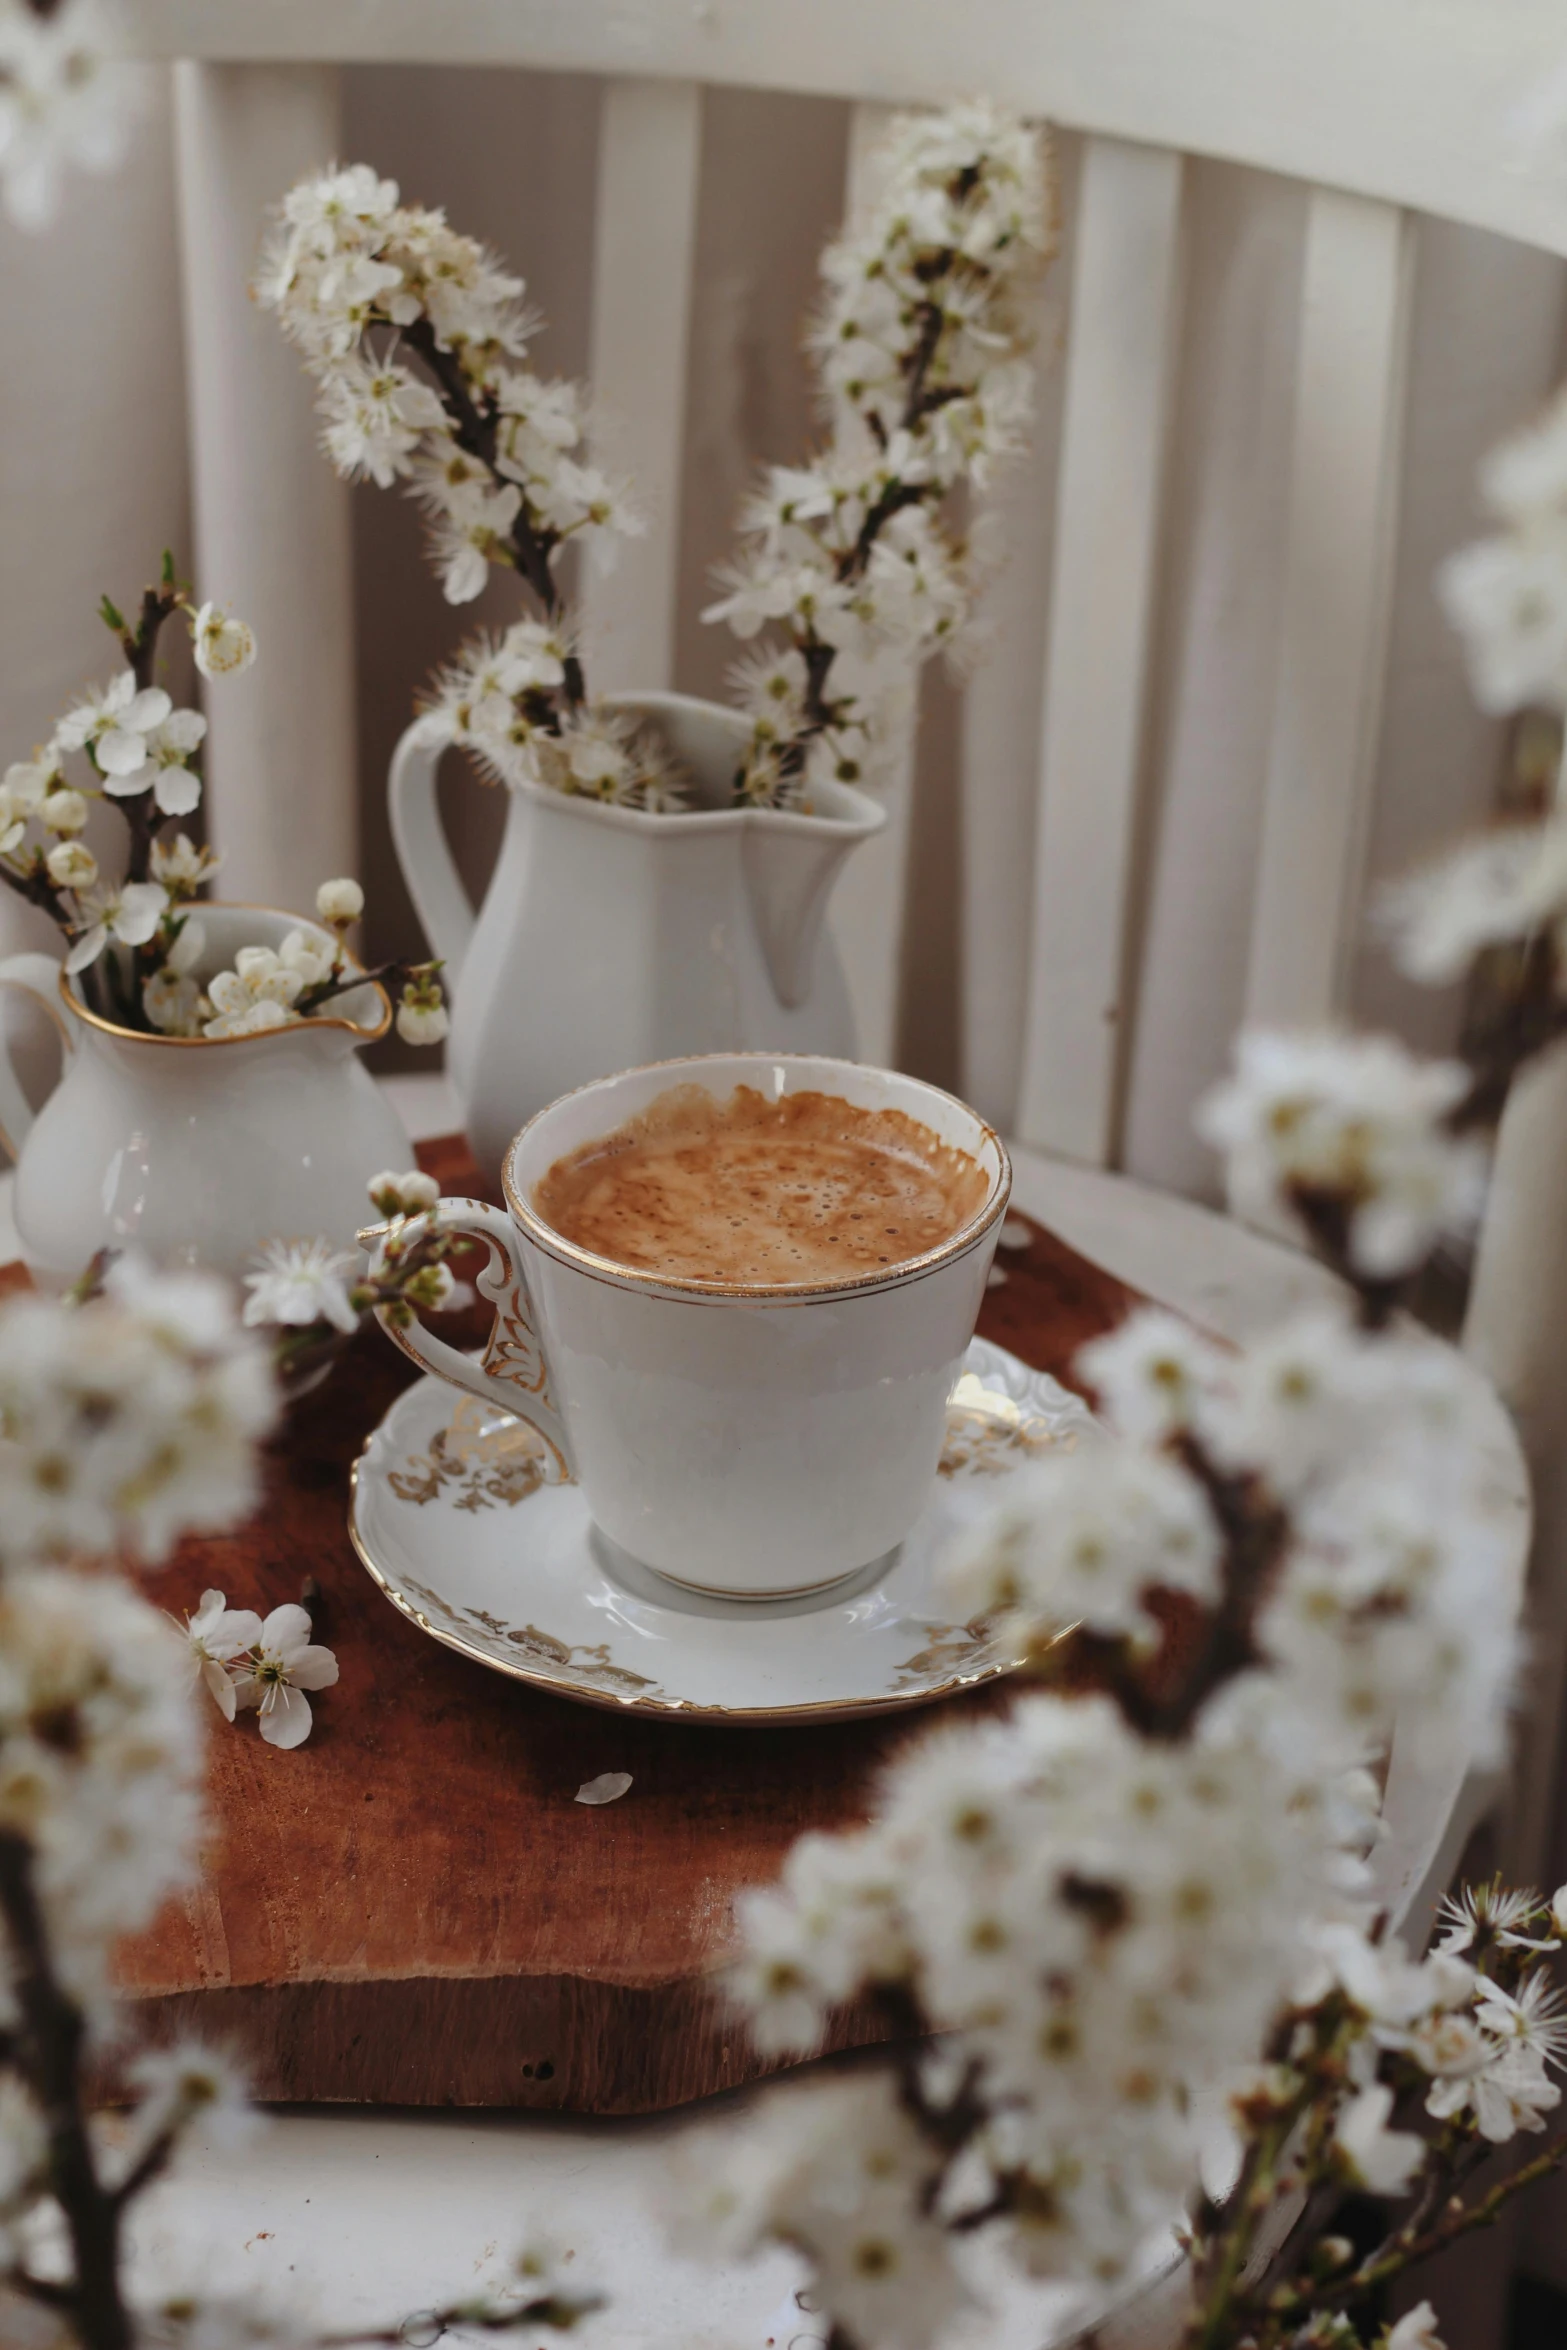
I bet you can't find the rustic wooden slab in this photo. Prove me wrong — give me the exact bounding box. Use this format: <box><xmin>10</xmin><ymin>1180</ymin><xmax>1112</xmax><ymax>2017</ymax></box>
<box><xmin>89</xmin><ymin>1148</ymin><xmax>1142</xmax><ymax>2112</ymax></box>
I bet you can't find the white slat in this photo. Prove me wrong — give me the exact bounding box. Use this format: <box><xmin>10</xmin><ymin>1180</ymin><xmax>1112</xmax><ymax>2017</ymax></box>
<box><xmin>823</xmin><ymin>100</ymin><xmax>917</xmax><ymax>1070</ymax></box>
<box><xmin>172</xmin><ymin>62</ymin><xmax>357</xmax><ymax>909</ymax></box>
<box><xmin>579</xmin><ymin>78</ymin><xmax>702</xmax><ymax>691</ymax></box>
<box><xmin>957</xmin><ymin>159</ymin><xmax>1070</xmax><ymax>1131</ymax></box>
<box><xmin>1014</xmin><ymin>135</ymin><xmax>1185</xmax><ymax>1164</ymax></box>
<box><xmin>1242</xmin><ymin>189</ymin><xmax>1414</xmax><ymax>1027</ymax></box>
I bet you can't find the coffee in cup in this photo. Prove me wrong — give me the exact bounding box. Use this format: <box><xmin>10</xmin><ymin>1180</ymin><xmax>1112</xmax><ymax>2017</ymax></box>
<box><xmin>530</xmin><ymin>1082</ymin><xmax>990</xmax><ymax>1286</ymax></box>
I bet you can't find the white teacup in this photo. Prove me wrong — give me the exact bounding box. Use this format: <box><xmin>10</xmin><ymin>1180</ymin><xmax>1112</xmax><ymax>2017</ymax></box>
<box><xmin>373</xmin><ymin>1052</ymin><xmax>1011</xmax><ymax>1598</ymax></box>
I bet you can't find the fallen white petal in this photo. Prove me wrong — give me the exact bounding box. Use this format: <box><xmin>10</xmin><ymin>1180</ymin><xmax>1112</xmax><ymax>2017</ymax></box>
<box><xmin>575</xmin><ymin>1772</ymin><xmax>632</xmax><ymax>1806</ymax></box>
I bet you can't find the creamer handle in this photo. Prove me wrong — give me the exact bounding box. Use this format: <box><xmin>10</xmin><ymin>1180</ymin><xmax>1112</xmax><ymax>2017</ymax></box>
<box><xmin>388</xmin><ymin>717</ymin><xmax>476</xmax><ymax>989</ymax></box>
<box><xmin>362</xmin><ymin>1197</ymin><xmax>572</xmax><ymax>1479</ymax></box>
<box><xmin>0</xmin><ymin>952</ymin><xmax>72</xmax><ymax>1160</ymax></box>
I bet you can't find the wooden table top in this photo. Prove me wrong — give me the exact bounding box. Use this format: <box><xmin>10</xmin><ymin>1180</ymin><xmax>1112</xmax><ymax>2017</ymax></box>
<box><xmin>81</xmin><ymin>1139</ymin><xmax>1142</xmax><ymax>2111</ymax></box>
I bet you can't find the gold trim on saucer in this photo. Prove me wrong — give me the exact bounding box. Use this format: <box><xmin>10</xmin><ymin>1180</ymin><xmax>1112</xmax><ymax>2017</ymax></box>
<box><xmin>345</xmin><ymin>1442</ymin><xmax>1034</xmax><ymax>1727</ymax></box>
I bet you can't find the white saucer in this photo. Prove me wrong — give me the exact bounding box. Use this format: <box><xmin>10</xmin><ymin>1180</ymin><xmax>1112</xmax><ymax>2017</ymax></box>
<box><xmin>348</xmin><ymin>1336</ymin><xmax>1097</xmax><ymax>1724</ymax></box>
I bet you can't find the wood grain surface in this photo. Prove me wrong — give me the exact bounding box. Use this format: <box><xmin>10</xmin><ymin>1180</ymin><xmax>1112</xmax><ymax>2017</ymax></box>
<box><xmin>90</xmin><ymin>1146</ymin><xmax>1142</xmax><ymax>2112</ymax></box>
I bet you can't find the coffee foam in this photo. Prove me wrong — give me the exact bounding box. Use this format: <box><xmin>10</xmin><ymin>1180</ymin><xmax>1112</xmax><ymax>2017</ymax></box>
<box><xmin>530</xmin><ymin>1083</ymin><xmax>989</xmax><ymax>1285</ymax></box>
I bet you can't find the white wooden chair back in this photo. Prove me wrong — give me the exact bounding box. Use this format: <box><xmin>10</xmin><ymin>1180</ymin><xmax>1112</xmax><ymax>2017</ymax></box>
<box><xmin>128</xmin><ymin>1</ymin><xmax>1567</xmax><ymax>1146</ymax></box>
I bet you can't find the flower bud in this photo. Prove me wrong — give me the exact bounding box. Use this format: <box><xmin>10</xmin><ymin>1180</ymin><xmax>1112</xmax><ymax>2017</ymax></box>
<box><xmin>46</xmin><ymin>839</ymin><xmax>98</xmax><ymax>891</ymax></box>
<box><xmin>316</xmin><ymin>876</ymin><xmax>365</xmax><ymax>927</ymax></box>
<box><xmin>41</xmin><ymin>788</ymin><xmax>89</xmax><ymax>836</ymax></box>
<box><xmin>192</xmin><ymin>602</ymin><xmax>258</xmax><ymax>679</ymax></box>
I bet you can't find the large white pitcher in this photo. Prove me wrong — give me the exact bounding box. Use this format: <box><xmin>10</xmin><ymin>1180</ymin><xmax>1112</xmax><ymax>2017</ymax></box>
<box><xmin>0</xmin><ymin>905</ymin><xmax>410</xmax><ymax>1285</ymax></box>
<box><xmin>388</xmin><ymin>690</ymin><xmax>886</xmax><ymax>1174</ymax></box>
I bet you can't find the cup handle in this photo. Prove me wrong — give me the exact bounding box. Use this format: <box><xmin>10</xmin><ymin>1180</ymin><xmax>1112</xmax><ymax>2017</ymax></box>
<box><xmin>0</xmin><ymin>951</ymin><xmax>72</xmax><ymax>1160</ymax></box>
<box><xmin>361</xmin><ymin>1197</ymin><xmax>573</xmax><ymax>1481</ymax></box>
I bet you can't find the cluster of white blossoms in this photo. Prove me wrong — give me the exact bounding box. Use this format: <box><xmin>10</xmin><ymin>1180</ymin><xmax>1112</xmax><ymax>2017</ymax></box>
<box><xmin>0</xmin><ymin>0</ymin><xmax>135</xmax><ymax>231</ymax></box>
<box><xmin>1439</xmin><ymin>382</ymin><xmax>1567</xmax><ymax>715</ymax></box>
<box><xmin>706</xmin><ymin>100</ymin><xmax>1054</xmax><ymax>807</ymax></box>
<box><xmin>0</xmin><ymin>1256</ymin><xmax>275</xmax><ymax>1570</ymax></box>
<box><xmin>0</xmin><ymin>1568</ymin><xmax>203</xmax><ymax>2020</ymax></box>
<box><xmin>256</xmin><ymin>161</ymin><xmax>640</xmax><ymax>607</ymax></box>
<box><xmin>1196</xmin><ymin>1030</ymin><xmax>1487</xmax><ymax>1281</ymax></box>
<box><xmin>0</xmin><ymin>594</ymin><xmax>254</xmax><ymax>976</ymax></box>
<box><xmin>704</xmin><ymin>1700</ymin><xmax>1364</xmax><ymax>2331</ymax></box>
<box><xmin>1379</xmin><ymin>806</ymin><xmax>1567</xmax><ymax>988</ymax></box>
<box><xmin>0</xmin><ymin>1258</ymin><xmax>274</xmax><ymax>2050</ymax></box>
<box><xmin>688</xmin><ymin>1284</ymin><xmax>1521</xmax><ymax>2332</ymax></box>
<box><xmin>425</xmin><ymin>623</ymin><xmax>683</xmax><ymax>811</ymax></box>
<box><xmin>238</xmin><ymin>1169</ymin><xmax>454</xmax><ymax>1389</ymax></box>
<box><xmin>179</xmin><ymin>1589</ymin><xmax>339</xmax><ymax>1751</ymax></box>
<box><xmin>258</xmin><ymin>162</ymin><xmax>677</xmax><ymax>813</ymax></box>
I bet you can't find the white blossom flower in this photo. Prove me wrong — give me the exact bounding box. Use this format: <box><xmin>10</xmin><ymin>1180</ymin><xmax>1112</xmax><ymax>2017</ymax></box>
<box><xmin>3</xmin><ymin>754</ymin><xmax>55</xmax><ymax>808</ymax></box>
<box><xmin>1436</xmin><ymin>1884</ymin><xmax>1555</xmax><ymax>1956</ymax></box>
<box><xmin>242</xmin><ymin>1238</ymin><xmax>360</xmax><ymax>1335</ymax></box>
<box><xmin>1197</xmin><ymin>1030</ymin><xmax>1486</xmax><ymax>1279</ymax></box>
<box><xmin>730</xmin><ymin>1827</ymin><xmax>910</xmax><ymax>2055</ymax></box>
<box><xmin>203</xmin><ymin>997</ymin><xmax>291</xmax><ymax>1042</ymax></box>
<box><xmin>56</xmin><ymin>673</ymin><xmax>172</xmax><ymax>777</ymax></box>
<box><xmin>668</xmin><ymin>2074</ymin><xmax>967</xmax><ymax>2350</ymax></box>
<box><xmin>125</xmin><ymin>2041</ymin><xmax>257</xmax><ymax>2158</ymax></box>
<box><xmin>165</xmin><ymin>915</ymin><xmax>206</xmax><ymax>978</ymax></box>
<box><xmin>0</xmin><ymin>0</ymin><xmax>137</xmax><ymax>232</ymax></box>
<box><xmin>200</xmin><ymin>945</ymin><xmax>304</xmax><ymax>1037</ymax></box>
<box><xmin>277</xmin><ymin>926</ymin><xmax>336</xmax><ymax>990</ymax></box>
<box><xmin>395</xmin><ymin>998</ymin><xmax>447</xmax><ymax>1047</ymax></box>
<box><xmin>942</xmin><ymin>1442</ymin><xmax>1220</xmax><ymax>1648</ymax></box>
<box><xmin>231</xmin><ymin>1603</ymin><xmax>339</xmax><ymax>1749</ymax></box>
<box><xmin>1333</xmin><ymin>2084</ymin><xmax>1425</xmax><ymax>2196</ymax></box>
<box><xmin>1387</xmin><ymin>2305</ymin><xmax>1446</xmax><ymax>2350</ymax></box>
<box><xmin>100</xmin><ymin>706</ymin><xmax>207</xmax><ymax>817</ymax></box>
<box><xmin>143</xmin><ymin>967</ymin><xmax>206</xmax><ymax>1037</ymax></box>
<box><xmin>1439</xmin><ymin>520</ymin><xmax>1567</xmax><ymax>714</ymax></box>
<box><xmin>1380</xmin><ymin>815</ymin><xmax>1567</xmax><ymax>986</ymax></box>
<box><xmin>1075</xmin><ymin>1308</ymin><xmax>1231</xmax><ymax>1444</ymax></box>
<box><xmin>45</xmin><ymin>837</ymin><xmax>97</xmax><ymax>892</ymax></box>
<box><xmin>0</xmin><ymin>755</ymin><xmax>50</xmax><ymax>850</ymax></box>
<box><xmin>0</xmin><ymin>1568</ymin><xmax>203</xmax><ymax>2013</ymax></box>
<box><xmin>191</xmin><ymin>602</ymin><xmax>257</xmax><ymax>679</ymax></box>
<box><xmin>1425</xmin><ymin>2038</ymin><xmax>1562</xmax><ymax>2142</ymax></box>
<box><xmin>65</xmin><ymin>877</ymin><xmax>168</xmax><ymax>974</ymax></box>
<box><xmin>315</xmin><ymin>875</ymin><xmax>364</xmax><ymax>926</ymax></box>
<box><xmin>151</xmin><ymin>832</ymin><xmax>222</xmax><ymax>896</ymax></box>
<box><xmin>177</xmin><ymin>1589</ymin><xmax>264</xmax><ymax>1723</ymax></box>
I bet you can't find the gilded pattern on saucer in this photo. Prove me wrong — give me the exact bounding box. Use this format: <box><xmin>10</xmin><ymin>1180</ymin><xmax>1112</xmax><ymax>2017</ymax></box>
<box><xmin>388</xmin><ymin>1396</ymin><xmax>553</xmax><ymax>1513</ymax></box>
<box><xmin>350</xmin><ymin>1335</ymin><xmax>1098</xmax><ymax>1724</ymax></box>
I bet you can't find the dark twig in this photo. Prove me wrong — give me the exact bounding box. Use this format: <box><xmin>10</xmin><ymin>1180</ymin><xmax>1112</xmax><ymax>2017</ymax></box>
<box><xmin>398</xmin><ymin>320</ymin><xmax>584</xmax><ymax>709</ymax></box>
<box><xmin>0</xmin><ymin>1830</ymin><xmax>131</xmax><ymax>2350</ymax></box>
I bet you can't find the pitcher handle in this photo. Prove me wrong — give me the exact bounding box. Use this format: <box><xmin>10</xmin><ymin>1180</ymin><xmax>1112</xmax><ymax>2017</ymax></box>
<box><xmin>0</xmin><ymin>951</ymin><xmax>72</xmax><ymax>1160</ymax></box>
<box><xmin>361</xmin><ymin>1196</ymin><xmax>573</xmax><ymax>1481</ymax></box>
<box><xmin>388</xmin><ymin>716</ymin><xmax>476</xmax><ymax>989</ymax></box>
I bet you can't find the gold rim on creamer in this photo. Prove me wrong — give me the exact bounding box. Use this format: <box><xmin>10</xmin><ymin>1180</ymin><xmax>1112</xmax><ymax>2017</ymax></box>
<box><xmin>345</xmin><ymin>1446</ymin><xmax>1031</xmax><ymax>1725</ymax></box>
<box><xmin>56</xmin><ymin>899</ymin><xmax>392</xmax><ymax>1048</ymax></box>
<box><xmin>499</xmin><ymin>1050</ymin><xmax>1013</xmax><ymax>1304</ymax></box>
